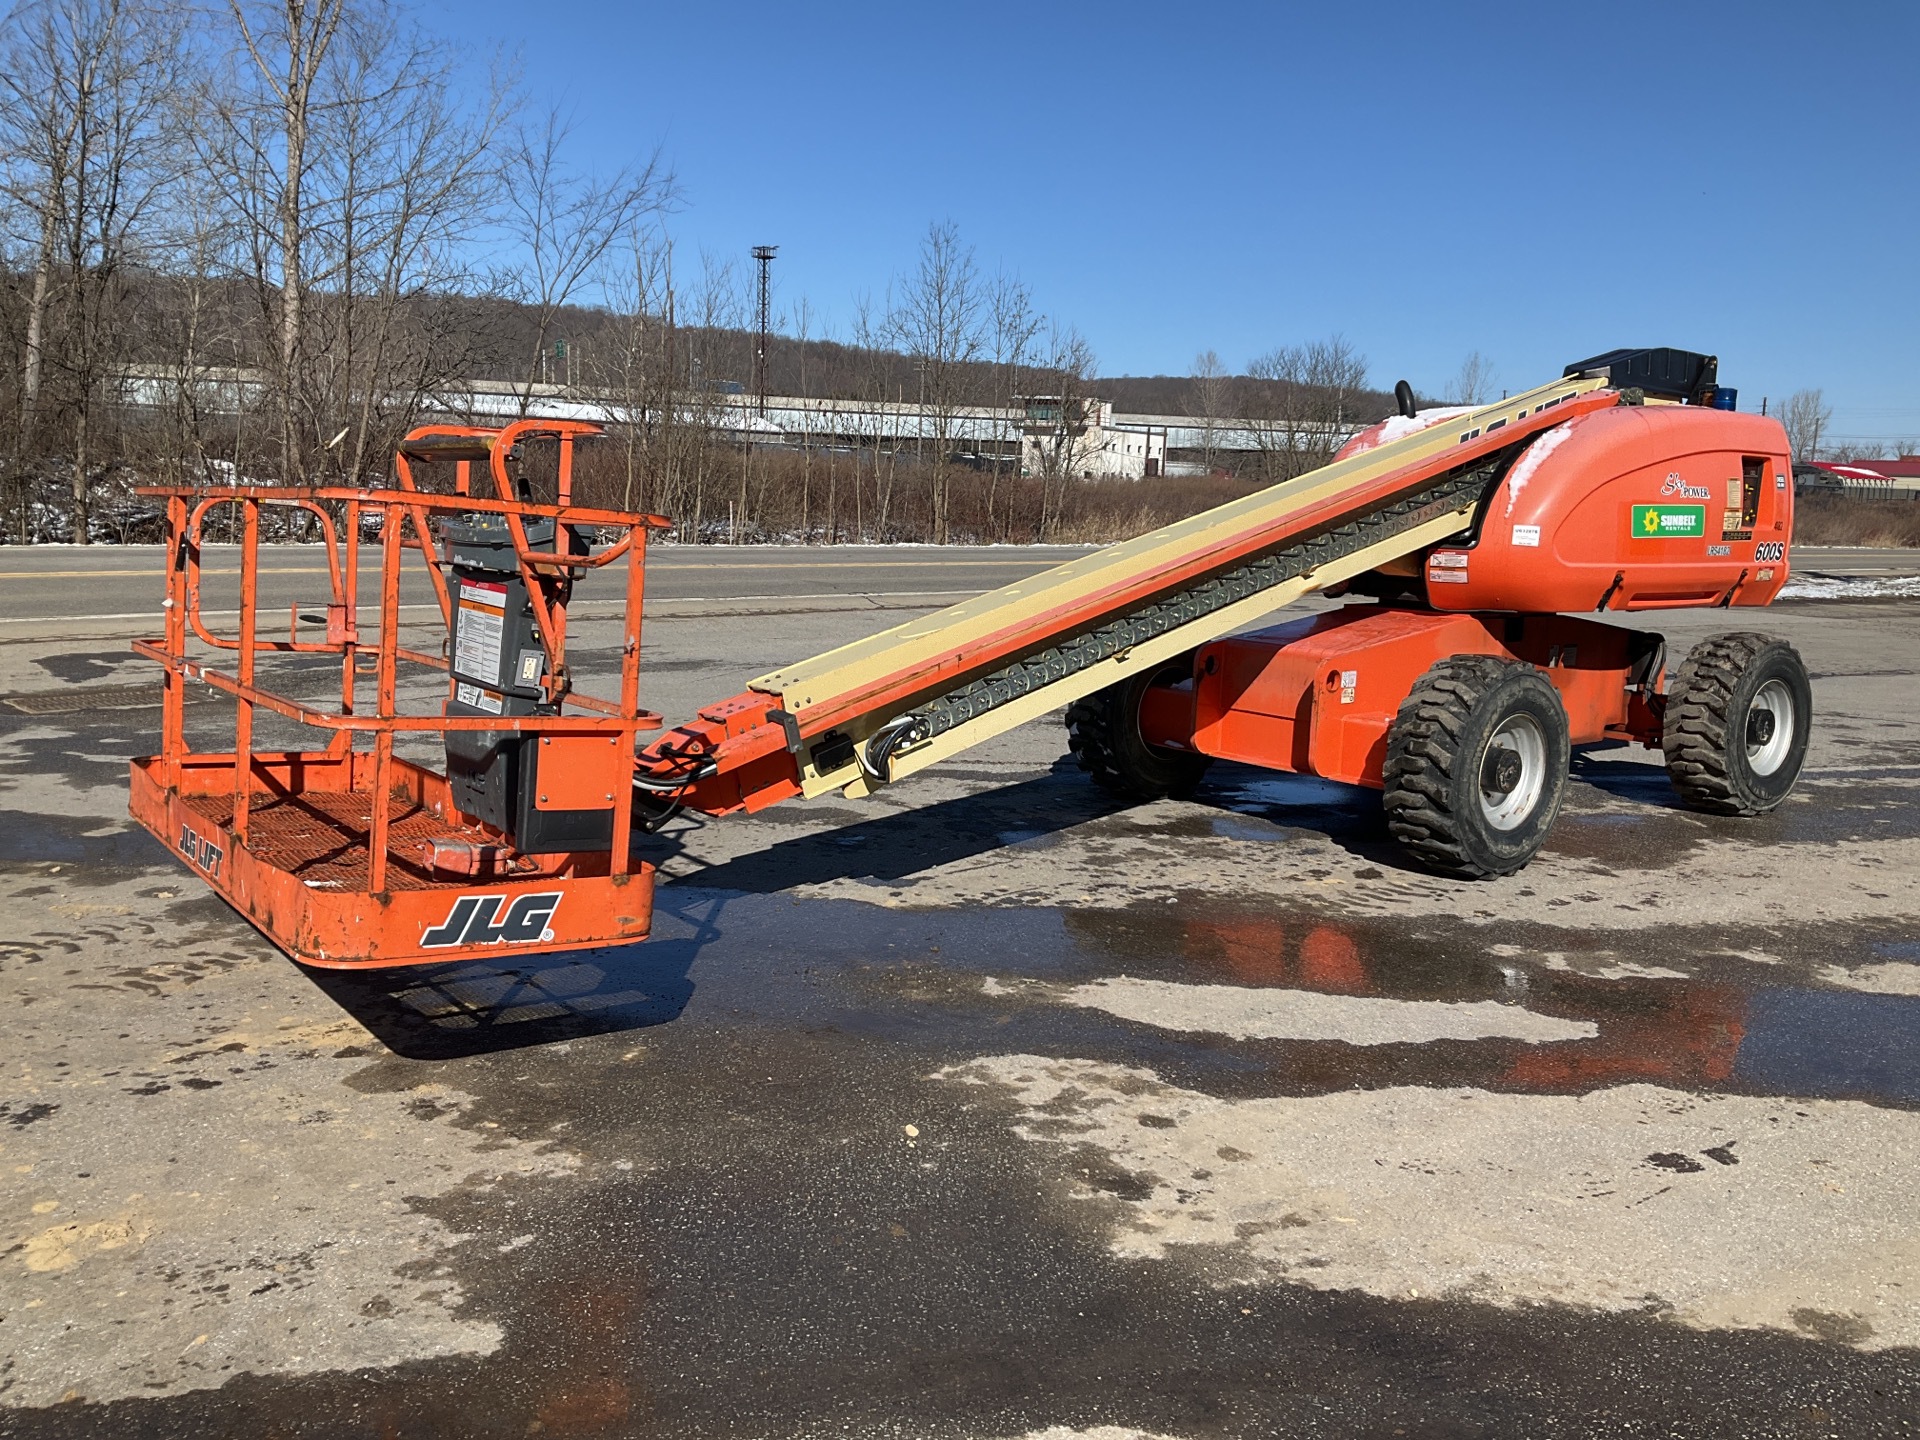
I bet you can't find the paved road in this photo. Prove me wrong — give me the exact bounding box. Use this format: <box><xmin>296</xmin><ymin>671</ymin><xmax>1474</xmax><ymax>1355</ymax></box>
<box><xmin>2</xmin><ymin>552</ymin><xmax>1919</xmax><ymax>1436</ymax></box>
<box><xmin>0</xmin><ymin>543</ymin><xmax>1911</xmax><ymax>630</ymax></box>
<box><xmin>1790</xmin><ymin>545</ymin><xmax>1920</xmax><ymax>576</ymax></box>
<box><xmin>0</xmin><ymin>544</ymin><xmax>1095</xmax><ymax>627</ymax></box>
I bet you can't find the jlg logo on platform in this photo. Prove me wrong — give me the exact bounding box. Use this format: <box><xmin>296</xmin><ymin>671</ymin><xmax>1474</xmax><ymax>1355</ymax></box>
<box><xmin>178</xmin><ymin>823</ymin><xmax>224</xmax><ymax>879</ymax></box>
<box><xmin>421</xmin><ymin>892</ymin><xmax>562</xmax><ymax>948</ymax></box>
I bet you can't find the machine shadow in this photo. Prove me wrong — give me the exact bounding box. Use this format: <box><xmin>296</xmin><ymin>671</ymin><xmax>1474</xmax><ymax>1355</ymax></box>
<box><xmin>663</xmin><ymin>756</ymin><xmax>1437</xmax><ymax>885</ymax></box>
<box><xmin>1189</xmin><ymin>764</ymin><xmax>1410</xmax><ymax>863</ymax></box>
<box><xmin>1569</xmin><ymin>747</ymin><xmax>1688</xmax><ymax>810</ymax></box>
<box><xmin>304</xmin><ymin>752</ymin><xmax>1698</xmax><ymax>1061</ymax></box>
<box><xmin>649</xmin><ymin>764</ymin><xmax>1132</xmax><ymax>895</ymax></box>
<box><xmin>297</xmin><ymin>772</ymin><xmax>1129</xmax><ymax>1059</ymax></box>
<box><xmin>303</xmin><ymin>890</ymin><xmax>732</xmax><ymax>1060</ymax></box>
<box><xmin>1196</xmin><ymin>753</ymin><xmax>1695</xmax><ymax>868</ymax></box>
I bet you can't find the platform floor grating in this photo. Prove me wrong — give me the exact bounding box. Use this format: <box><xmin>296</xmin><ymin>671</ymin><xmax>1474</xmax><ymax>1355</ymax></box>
<box><xmin>191</xmin><ymin>788</ymin><xmax>485</xmax><ymax>892</ymax></box>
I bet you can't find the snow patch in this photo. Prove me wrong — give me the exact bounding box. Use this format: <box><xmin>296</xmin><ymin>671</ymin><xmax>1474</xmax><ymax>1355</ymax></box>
<box><xmin>1503</xmin><ymin>421</ymin><xmax>1578</xmax><ymax>516</ymax></box>
<box><xmin>1779</xmin><ymin>574</ymin><xmax>1920</xmax><ymax>600</ymax></box>
<box><xmin>1342</xmin><ymin>405</ymin><xmax>1475</xmax><ymax>456</ymax></box>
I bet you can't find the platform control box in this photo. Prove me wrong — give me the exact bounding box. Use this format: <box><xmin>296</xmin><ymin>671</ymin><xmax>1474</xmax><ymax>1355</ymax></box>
<box><xmin>441</xmin><ymin>514</ymin><xmax>613</xmax><ymax>853</ymax></box>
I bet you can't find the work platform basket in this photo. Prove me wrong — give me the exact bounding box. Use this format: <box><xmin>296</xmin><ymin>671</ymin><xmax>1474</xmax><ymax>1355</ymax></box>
<box><xmin>129</xmin><ymin>420</ymin><xmax>669</xmax><ymax>969</ymax></box>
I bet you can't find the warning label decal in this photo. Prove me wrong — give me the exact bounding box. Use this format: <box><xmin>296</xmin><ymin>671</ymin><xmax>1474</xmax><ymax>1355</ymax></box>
<box><xmin>454</xmin><ymin>580</ymin><xmax>507</xmax><ymax>682</ymax></box>
<box><xmin>454</xmin><ymin>680</ymin><xmax>504</xmax><ymax>714</ymax></box>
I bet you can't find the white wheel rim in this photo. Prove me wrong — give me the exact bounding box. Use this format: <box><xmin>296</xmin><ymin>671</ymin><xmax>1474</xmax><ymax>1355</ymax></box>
<box><xmin>1479</xmin><ymin>714</ymin><xmax>1548</xmax><ymax>831</ymax></box>
<box><xmin>1747</xmin><ymin>678</ymin><xmax>1795</xmax><ymax>777</ymax></box>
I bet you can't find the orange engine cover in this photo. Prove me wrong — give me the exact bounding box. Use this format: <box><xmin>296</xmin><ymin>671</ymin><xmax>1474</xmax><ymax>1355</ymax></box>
<box><xmin>1416</xmin><ymin>405</ymin><xmax>1791</xmax><ymax>613</ymax></box>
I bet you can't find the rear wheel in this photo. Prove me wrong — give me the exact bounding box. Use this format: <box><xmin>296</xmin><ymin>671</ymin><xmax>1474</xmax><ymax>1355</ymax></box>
<box><xmin>1383</xmin><ymin>656</ymin><xmax>1572</xmax><ymax>878</ymax></box>
<box><xmin>1662</xmin><ymin>632</ymin><xmax>1811</xmax><ymax>815</ymax></box>
<box><xmin>1066</xmin><ymin>661</ymin><xmax>1211</xmax><ymax>800</ymax></box>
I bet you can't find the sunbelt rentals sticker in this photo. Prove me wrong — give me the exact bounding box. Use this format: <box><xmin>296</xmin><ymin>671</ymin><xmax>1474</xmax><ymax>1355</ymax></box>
<box><xmin>1631</xmin><ymin>504</ymin><xmax>1705</xmax><ymax>539</ymax></box>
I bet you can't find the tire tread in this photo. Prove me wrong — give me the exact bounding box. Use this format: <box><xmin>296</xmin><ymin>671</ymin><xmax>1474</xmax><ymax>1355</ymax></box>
<box><xmin>1662</xmin><ymin>632</ymin><xmax>1802</xmax><ymax>816</ymax></box>
<box><xmin>1382</xmin><ymin>655</ymin><xmax>1535</xmax><ymax>878</ymax></box>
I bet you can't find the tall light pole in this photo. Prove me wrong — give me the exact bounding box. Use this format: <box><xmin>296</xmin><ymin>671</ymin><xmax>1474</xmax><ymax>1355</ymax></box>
<box><xmin>752</xmin><ymin>245</ymin><xmax>777</xmax><ymax>418</ymax></box>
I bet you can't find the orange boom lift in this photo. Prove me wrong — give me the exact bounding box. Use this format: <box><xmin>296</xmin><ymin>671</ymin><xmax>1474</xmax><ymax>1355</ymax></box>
<box><xmin>132</xmin><ymin>348</ymin><xmax>1810</xmax><ymax>968</ymax></box>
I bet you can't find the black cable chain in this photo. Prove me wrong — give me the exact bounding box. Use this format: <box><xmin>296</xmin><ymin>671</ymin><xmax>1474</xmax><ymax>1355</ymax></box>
<box><xmin>907</xmin><ymin>450</ymin><xmax>1515</xmax><ymax>742</ymax></box>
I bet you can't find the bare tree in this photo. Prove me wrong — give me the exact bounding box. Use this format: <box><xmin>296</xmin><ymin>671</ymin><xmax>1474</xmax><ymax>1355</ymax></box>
<box><xmin>669</xmin><ymin>248</ymin><xmax>740</xmax><ymax>540</ymax></box>
<box><xmin>200</xmin><ymin>0</ymin><xmax>511</xmax><ymax>485</ymax></box>
<box><xmin>1447</xmin><ymin>349</ymin><xmax>1494</xmax><ymax>406</ymax></box>
<box><xmin>888</xmin><ymin>219</ymin><xmax>984</xmax><ymax>543</ymax></box>
<box><xmin>0</xmin><ymin>7</ymin><xmax>75</xmax><ymax>466</ymax></box>
<box><xmin>984</xmin><ymin>271</ymin><xmax>1039</xmax><ymax>538</ymax></box>
<box><xmin>308</xmin><ymin>19</ymin><xmax>509</xmax><ymax>483</ymax></box>
<box><xmin>0</xmin><ymin>11</ymin><xmax>1277</xmax><ymax>552</ymax></box>
<box><xmin>851</xmin><ymin>292</ymin><xmax>894</xmax><ymax>539</ymax></box>
<box><xmin>137</xmin><ymin>171</ymin><xmax>244</xmax><ymax>489</ymax></box>
<box><xmin>499</xmin><ymin>107</ymin><xmax>673</xmax><ymax>414</ymax></box>
<box><xmin>0</xmin><ymin>0</ymin><xmax>185</xmax><ymax>539</ymax></box>
<box><xmin>1187</xmin><ymin>348</ymin><xmax>1229</xmax><ymax>468</ymax></box>
<box><xmin>1244</xmin><ymin>334</ymin><xmax>1368</xmax><ymax>482</ymax></box>
<box><xmin>596</xmin><ymin>225</ymin><xmax>668</xmax><ymax>510</ymax></box>
<box><xmin>214</xmin><ymin>0</ymin><xmax>349</xmax><ymax>484</ymax></box>
<box><xmin>1023</xmin><ymin>323</ymin><xmax>1098</xmax><ymax>540</ymax></box>
<box><xmin>791</xmin><ymin>293</ymin><xmax>816</xmax><ymax>539</ymax></box>
<box><xmin>1780</xmin><ymin>388</ymin><xmax>1832</xmax><ymax>463</ymax></box>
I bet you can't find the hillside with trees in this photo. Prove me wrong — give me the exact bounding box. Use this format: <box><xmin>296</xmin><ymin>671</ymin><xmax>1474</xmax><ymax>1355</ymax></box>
<box><xmin>0</xmin><ymin>0</ymin><xmax>1426</xmax><ymax>545</ymax></box>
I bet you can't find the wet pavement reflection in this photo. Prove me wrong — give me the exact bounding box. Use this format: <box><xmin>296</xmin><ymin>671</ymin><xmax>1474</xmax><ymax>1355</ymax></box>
<box><xmin>308</xmin><ymin>881</ymin><xmax>1920</xmax><ymax>1114</ymax></box>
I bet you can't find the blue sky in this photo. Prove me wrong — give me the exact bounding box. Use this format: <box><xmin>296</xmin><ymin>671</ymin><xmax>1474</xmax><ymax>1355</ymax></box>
<box><xmin>434</xmin><ymin>0</ymin><xmax>1917</xmax><ymax>444</ymax></box>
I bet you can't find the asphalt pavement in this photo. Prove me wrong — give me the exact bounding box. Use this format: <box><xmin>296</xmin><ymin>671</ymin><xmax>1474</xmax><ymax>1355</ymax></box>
<box><xmin>2</xmin><ymin>544</ymin><xmax>1919</xmax><ymax>1437</ymax></box>
<box><xmin>0</xmin><ymin>543</ymin><xmax>1905</xmax><ymax>629</ymax></box>
<box><xmin>0</xmin><ymin>543</ymin><xmax>1091</xmax><ymax>627</ymax></box>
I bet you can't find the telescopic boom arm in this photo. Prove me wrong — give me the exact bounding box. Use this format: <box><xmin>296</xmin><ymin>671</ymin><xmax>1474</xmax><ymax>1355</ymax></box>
<box><xmin>639</xmin><ymin>372</ymin><xmax>1619</xmax><ymax>816</ymax></box>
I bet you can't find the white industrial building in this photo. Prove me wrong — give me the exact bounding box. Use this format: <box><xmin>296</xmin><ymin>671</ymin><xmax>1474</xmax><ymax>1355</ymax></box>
<box><xmin>1016</xmin><ymin>396</ymin><xmax>1168</xmax><ymax>480</ymax></box>
<box><xmin>112</xmin><ymin>364</ymin><xmax>1300</xmax><ymax>481</ymax></box>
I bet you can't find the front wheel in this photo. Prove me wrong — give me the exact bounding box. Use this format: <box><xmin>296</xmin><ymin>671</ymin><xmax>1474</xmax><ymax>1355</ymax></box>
<box><xmin>1382</xmin><ymin>656</ymin><xmax>1572</xmax><ymax>878</ymax></box>
<box><xmin>1662</xmin><ymin>633</ymin><xmax>1811</xmax><ymax>815</ymax></box>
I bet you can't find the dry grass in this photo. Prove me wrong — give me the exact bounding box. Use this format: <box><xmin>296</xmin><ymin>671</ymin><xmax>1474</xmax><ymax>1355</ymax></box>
<box><xmin>1792</xmin><ymin>495</ymin><xmax>1920</xmax><ymax>548</ymax></box>
<box><xmin>566</xmin><ymin>443</ymin><xmax>1268</xmax><ymax>546</ymax></box>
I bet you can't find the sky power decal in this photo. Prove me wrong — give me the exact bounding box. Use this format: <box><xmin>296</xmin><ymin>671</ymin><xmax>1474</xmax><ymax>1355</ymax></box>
<box><xmin>421</xmin><ymin>892</ymin><xmax>563</xmax><ymax>948</ymax></box>
<box><xmin>1631</xmin><ymin>504</ymin><xmax>1705</xmax><ymax>539</ymax></box>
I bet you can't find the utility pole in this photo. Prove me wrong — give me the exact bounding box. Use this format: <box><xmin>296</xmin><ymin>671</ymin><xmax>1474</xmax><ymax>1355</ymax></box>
<box><xmin>915</xmin><ymin>355</ymin><xmax>929</xmax><ymax>463</ymax></box>
<box><xmin>752</xmin><ymin>245</ymin><xmax>777</xmax><ymax>418</ymax></box>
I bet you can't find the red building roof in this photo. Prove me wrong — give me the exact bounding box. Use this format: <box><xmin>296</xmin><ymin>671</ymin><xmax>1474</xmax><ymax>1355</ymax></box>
<box><xmin>1809</xmin><ymin>458</ymin><xmax>1920</xmax><ymax>480</ymax></box>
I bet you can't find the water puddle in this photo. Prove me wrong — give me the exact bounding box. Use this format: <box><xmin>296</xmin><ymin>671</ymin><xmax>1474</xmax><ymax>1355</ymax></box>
<box><xmin>297</xmin><ymin>881</ymin><xmax>1920</xmax><ymax>1113</ymax></box>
